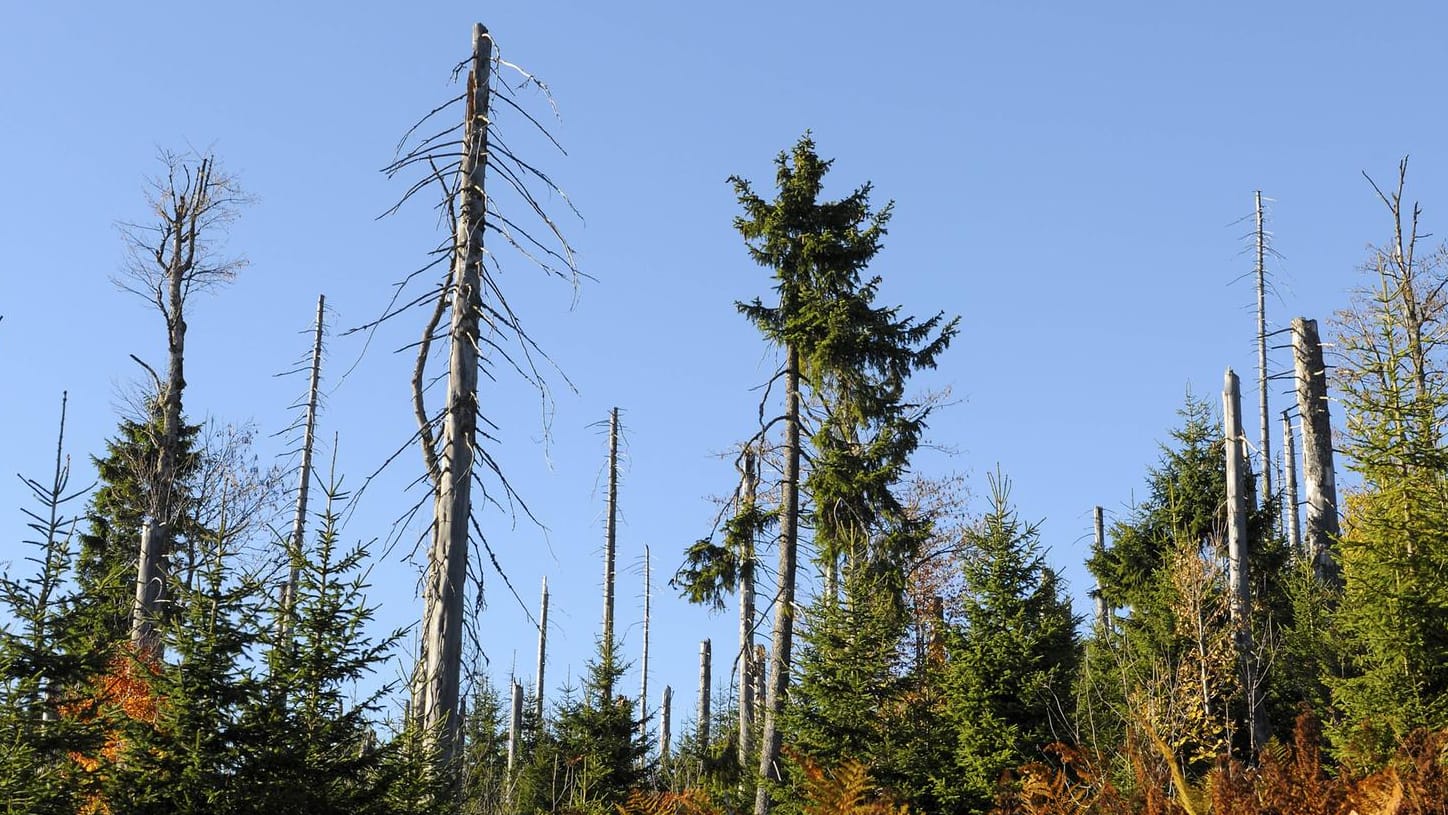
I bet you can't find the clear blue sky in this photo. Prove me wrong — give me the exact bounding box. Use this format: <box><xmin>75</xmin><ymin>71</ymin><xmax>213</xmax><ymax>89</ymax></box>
<box><xmin>2</xmin><ymin>1</ymin><xmax>1443</xmax><ymax>727</ymax></box>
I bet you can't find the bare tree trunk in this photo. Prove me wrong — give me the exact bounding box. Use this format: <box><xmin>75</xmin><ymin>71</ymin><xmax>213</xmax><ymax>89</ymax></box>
<box><xmin>415</xmin><ymin>22</ymin><xmax>491</xmax><ymax>766</ymax></box>
<box><xmin>1255</xmin><ymin>191</ymin><xmax>1273</xmax><ymax>505</ymax></box>
<box><xmin>536</xmin><ymin>576</ymin><xmax>549</xmax><ymax>720</ymax></box>
<box><xmin>1282</xmin><ymin>410</ymin><xmax>1301</xmax><ymax>555</ymax></box>
<box><xmin>131</xmin><ymin>520</ymin><xmax>161</xmax><ymax>655</ymax></box>
<box><xmin>640</xmin><ymin>545</ymin><xmax>651</xmax><ymax>746</ymax></box>
<box><xmin>755</xmin><ymin>345</ymin><xmax>800</xmax><ymax>815</ymax></box>
<box><xmin>282</xmin><ymin>293</ymin><xmax>326</xmax><ymax>633</ymax></box>
<box><xmin>752</xmin><ymin>644</ymin><xmax>767</xmax><ymax>729</ymax></box>
<box><xmin>738</xmin><ymin>446</ymin><xmax>758</xmax><ymax>770</ymax></box>
<box><xmin>1223</xmin><ymin>368</ymin><xmax>1269</xmax><ymax>752</ymax></box>
<box><xmin>660</xmin><ymin>685</ymin><xmax>672</xmax><ymax>769</ymax></box>
<box><xmin>1090</xmin><ymin>505</ymin><xmax>1109</xmax><ymax>631</ymax></box>
<box><xmin>602</xmin><ymin>406</ymin><xmax>620</xmax><ymax>702</ymax></box>
<box><xmin>698</xmin><ymin>638</ymin><xmax>712</xmax><ymax>748</ymax></box>
<box><xmin>1292</xmin><ymin>317</ymin><xmax>1341</xmax><ymax>586</ymax></box>
<box><xmin>507</xmin><ymin>680</ymin><xmax>523</xmax><ymax>772</ymax></box>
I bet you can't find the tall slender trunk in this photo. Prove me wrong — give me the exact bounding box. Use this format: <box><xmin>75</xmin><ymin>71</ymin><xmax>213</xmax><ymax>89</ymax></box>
<box><xmin>282</xmin><ymin>293</ymin><xmax>326</xmax><ymax>633</ymax></box>
<box><xmin>507</xmin><ymin>680</ymin><xmax>523</xmax><ymax>772</ymax></box>
<box><xmin>660</xmin><ymin>685</ymin><xmax>673</xmax><ymax>769</ymax></box>
<box><xmin>1282</xmin><ymin>410</ymin><xmax>1301</xmax><ymax>554</ymax></box>
<box><xmin>536</xmin><ymin>576</ymin><xmax>549</xmax><ymax>720</ymax></box>
<box><xmin>738</xmin><ymin>446</ymin><xmax>758</xmax><ymax>770</ymax></box>
<box><xmin>698</xmin><ymin>638</ymin><xmax>712</xmax><ymax>748</ymax></box>
<box><xmin>1224</xmin><ymin>368</ymin><xmax>1268</xmax><ymax>752</ymax></box>
<box><xmin>415</xmin><ymin>23</ymin><xmax>490</xmax><ymax>766</ymax></box>
<box><xmin>755</xmin><ymin>346</ymin><xmax>800</xmax><ymax>815</ymax></box>
<box><xmin>1255</xmin><ymin>191</ymin><xmax>1273</xmax><ymax>505</ymax></box>
<box><xmin>640</xmin><ymin>545</ymin><xmax>651</xmax><ymax>747</ymax></box>
<box><xmin>602</xmin><ymin>406</ymin><xmax>619</xmax><ymax>702</ymax></box>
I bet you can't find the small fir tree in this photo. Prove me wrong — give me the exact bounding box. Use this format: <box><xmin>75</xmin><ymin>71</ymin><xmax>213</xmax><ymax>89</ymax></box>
<box><xmin>946</xmin><ymin>472</ymin><xmax>1077</xmax><ymax>812</ymax></box>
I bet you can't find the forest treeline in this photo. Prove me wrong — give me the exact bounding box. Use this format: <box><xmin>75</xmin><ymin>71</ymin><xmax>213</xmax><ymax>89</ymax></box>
<box><xmin>6</xmin><ymin>22</ymin><xmax>1448</xmax><ymax>815</ymax></box>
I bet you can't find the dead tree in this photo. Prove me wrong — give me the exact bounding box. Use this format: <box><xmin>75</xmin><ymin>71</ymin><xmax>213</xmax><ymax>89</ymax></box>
<box><xmin>536</xmin><ymin>576</ymin><xmax>549</xmax><ymax>720</ymax></box>
<box><xmin>281</xmin><ymin>293</ymin><xmax>326</xmax><ymax>633</ymax></box>
<box><xmin>1223</xmin><ymin>368</ymin><xmax>1268</xmax><ymax>752</ymax></box>
<box><xmin>370</xmin><ymin>18</ymin><xmax>577</xmax><ymax>767</ymax></box>
<box><xmin>131</xmin><ymin>521</ymin><xmax>160</xmax><ymax>654</ymax></box>
<box><xmin>737</xmin><ymin>447</ymin><xmax>758</xmax><ymax>769</ymax></box>
<box><xmin>639</xmin><ymin>545</ymin><xmax>651</xmax><ymax>747</ymax></box>
<box><xmin>602</xmin><ymin>406</ymin><xmax>620</xmax><ymax>701</ymax></box>
<box><xmin>117</xmin><ymin>152</ymin><xmax>248</xmax><ymax>658</ymax></box>
<box><xmin>1282</xmin><ymin>410</ymin><xmax>1301</xmax><ymax>554</ymax></box>
<box><xmin>1292</xmin><ymin>317</ymin><xmax>1341</xmax><ymax>585</ymax></box>
<box><xmin>1254</xmin><ymin>191</ymin><xmax>1273</xmax><ymax>505</ymax></box>
<box><xmin>660</xmin><ymin>685</ymin><xmax>673</xmax><ymax>767</ymax></box>
<box><xmin>698</xmin><ymin>639</ymin><xmax>712</xmax><ymax>747</ymax></box>
<box><xmin>1090</xmin><ymin>505</ymin><xmax>1109</xmax><ymax>631</ymax></box>
<box><xmin>752</xmin><ymin>644</ymin><xmax>767</xmax><ymax>729</ymax></box>
<box><xmin>413</xmin><ymin>25</ymin><xmax>492</xmax><ymax>761</ymax></box>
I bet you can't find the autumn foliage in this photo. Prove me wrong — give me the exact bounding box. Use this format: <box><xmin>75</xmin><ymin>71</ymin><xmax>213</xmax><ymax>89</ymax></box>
<box><xmin>990</xmin><ymin>711</ymin><xmax>1448</xmax><ymax>815</ymax></box>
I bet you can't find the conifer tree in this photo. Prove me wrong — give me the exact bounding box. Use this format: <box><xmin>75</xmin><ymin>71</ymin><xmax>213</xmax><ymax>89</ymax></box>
<box><xmin>1083</xmin><ymin>397</ymin><xmax>1293</xmax><ymax>768</ymax></box>
<box><xmin>242</xmin><ymin>479</ymin><xmax>406</xmax><ymax>815</ymax></box>
<box><xmin>76</xmin><ymin>408</ymin><xmax>204</xmax><ymax>646</ymax></box>
<box><xmin>945</xmin><ymin>472</ymin><xmax>1077</xmax><ymax>812</ymax></box>
<box><xmin>1332</xmin><ymin>159</ymin><xmax>1448</xmax><ymax>758</ymax></box>
<box><xmin>784</xmin><ymin>571</ymin><xmax>953</xmax><ymax>814</ymax></box>
<box><xmin>0</xmin><ymin>397</ymin><xmax>107</xmax><ymax>814</ymax></box>
<box><xmin>518</xmin><ymin>650</ymin><xmax>650</xmax><ymax>815</ymax></box>
<box><xmin>729</xmin><ymin>135</ymin><xmax>956</xmax><ymax>815</ymax></box>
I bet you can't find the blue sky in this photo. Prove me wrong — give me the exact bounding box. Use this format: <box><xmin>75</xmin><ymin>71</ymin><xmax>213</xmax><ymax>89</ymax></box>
<box><xmin>2</xmin><ymin>1</ymin><xmax>1444</xmax><ymax>727</ymax></box>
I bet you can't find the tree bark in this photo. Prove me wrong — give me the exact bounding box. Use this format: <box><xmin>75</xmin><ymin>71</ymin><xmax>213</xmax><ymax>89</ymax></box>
<box><xmin>536</xmin><ymin>576</ymin><xmax>548</xmax><ymax>720</ymax></box>
<box><xmin>1255</xmin><ymin>191</ymin><xmax>1273</xmax><ymax>505</ymax></box>
<box><xmin>1223</xmin><ymin>368</ymin><xmax>1268</xmax><ymax>752</ymax></box>
<box><xmin>698</xmin><ymin>638</ymin><xmax>712</xmax><ymax>748</ymax></box>
<box><xmin>755</xmin><ymin>346</ymin><xmax>800</xmax><ymax>815</ymax></box>
<box><xmin>660</xmin><ymin>685</ymin><xmax>672</xmax><ymax>769</ymax></box>
<box><xmin>507</xmin><ymin>680</ymin><xmax>523</xmax><ymax>772</ymax></box>
<box><xmin>737</xmin><ymin>446</ymin><xmax>758</xmax><ymax>770</ymax></box>
<box><xmin>640</xmin><ymin>545</ymin><xmax>650</xmax><ymax>748</ymax></box>
<box><xmin>1282</xmin><ymin>410</ymin><xmax>1301</xmax><ymax>555</ymax></box>
<box><xmin>130</xmin><ymin>520</ymin><xmax>161</xmax><ymax>656</ymax></box>
<box><xmin>1292</xmin><ymin>317</ymin><xmax>1341</xmax><ymax>586</ymax></box>
<box><xmin>602</xmin><ymin>406</ymin><xmax>620</xmax><ymax>702</ymax></box>
<box><xmin>1091</xmin><ymin>505</ymin><xmax>1109</xmax><ymax>630</ymax></box>
<box><xmin>282</xmin><ymin>293</ymin><xmax>326</xmax><ymax>633</ymax></box>
<box><xmin>415</xmin><ymin>22</ymin><xmax>490</xmax><ymax>766</ymax></box>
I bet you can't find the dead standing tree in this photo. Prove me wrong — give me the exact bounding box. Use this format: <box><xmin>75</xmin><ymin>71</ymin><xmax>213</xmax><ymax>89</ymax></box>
<box><xmin>369</xmin><ymin>23</ymin><xmax>577</xmax><ymax>767</ymax></box>
<box><xmin>116</xmin><ymin>152</ymin><xmax>248</xmax><ymax>657</ymax></box>
<box><xmin>280</xmin><ymin>293</ymin><xmax>327</xmax><ymax>634</ymax></box>
<box><xmin>1223</xmin><ymin>368</ymin><xmax>1269</xmax><ymax>753</ymax></box>
<box><xmin>1292</xmin><ymin>317</ymin><xmax>1340</xmax><ymax>585</ymax></box>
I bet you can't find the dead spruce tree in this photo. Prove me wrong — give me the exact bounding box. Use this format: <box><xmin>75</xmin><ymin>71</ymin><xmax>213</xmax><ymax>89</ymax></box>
<box><xmin>279</xmin><ymin>293</ymin><xmax>327</xmax><ymax>635</ymax></box>
<box><xmin>367</xmin><ymin>23</ymin><xmax>577</xmax><ymax>768</ymax></box>
<box><xmin>115</xmin><ymin>151</ymin><xmax>248</xmax><ymax>657</ymax></box>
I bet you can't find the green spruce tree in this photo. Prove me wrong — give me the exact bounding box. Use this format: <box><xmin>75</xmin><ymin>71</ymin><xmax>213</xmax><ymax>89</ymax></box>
<box><xmin>729</xmin><ymin>134</ymin><xmax>957</xmax><ymax>815</ymax></box>
<box><xmin>946</xmin><ymin>472</ymin><xmax>1077</xmax><ymax>813</ymax></box>
<box><xmin>0</xmin><ymin>397</ymin><xmax>108</xmax><ymax>815</ymax></box>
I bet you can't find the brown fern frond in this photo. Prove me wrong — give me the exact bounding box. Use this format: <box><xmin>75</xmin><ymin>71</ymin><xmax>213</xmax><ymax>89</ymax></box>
<box><xmin>788</xmin><ymin>752</ymin><xmax>908</xmax><ymax>815</ymax></box>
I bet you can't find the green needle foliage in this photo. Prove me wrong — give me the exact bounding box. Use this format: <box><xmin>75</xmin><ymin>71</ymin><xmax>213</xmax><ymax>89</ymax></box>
<box><xmin>732</xmin><ymin>134</ymin><xmax>957</xmax><ymax>599</ymax></box>
<box><xmin>1331</xmin><ymin>162</ymin><xmax>1448</xmax><ymax>762</ymax></box>
<box><xmin>945</xmin><ymin>471</ymin><xmax>1077</xmax><ymax>813</ymax></box>
<box><xmin>0</xmin><ymin>399</ymin><xmax>108</xmax><ymax>815</ymax></box>
<box><xmin>75</xmin><ymin>406</ymin><xmax>205</xmax><ymax>647</ymax></box>
<box><xmin>242</xmin><ymin>480</ymin><xmax>407</xmax><ymax>815</ymax></box>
